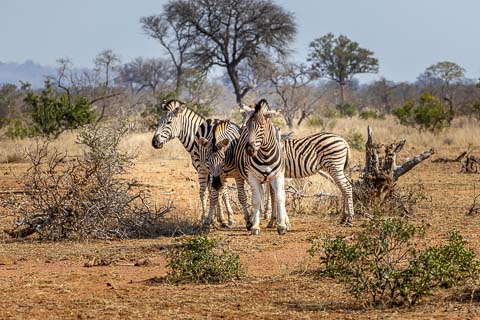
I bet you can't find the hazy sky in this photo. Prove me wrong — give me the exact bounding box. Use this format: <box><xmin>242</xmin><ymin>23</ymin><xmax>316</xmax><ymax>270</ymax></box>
<box><xmin>1</xmin><ymin>0</ymin><xmax>479</xmax><ymax>82</ymax></box>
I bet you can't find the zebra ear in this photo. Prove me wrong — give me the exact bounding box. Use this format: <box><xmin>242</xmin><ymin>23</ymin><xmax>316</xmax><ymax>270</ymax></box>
<box><xmin>219</xmin><ymin>138</ymin><xmax>230</xmax><ymax>148</ymax></box>
<box><xmin>255</xmin><ymin>99</ymin><xmax>269</xmax><ymax>113</ymax></box>
<box><xmin>176</xmin><ymin>104</ymin><xmax>186</xmax><ymax>114</ymax></box>
<box><xmin>199</xmin><ymin>137</ymin><xmax>208</xmax><ymax>147</ymax></box>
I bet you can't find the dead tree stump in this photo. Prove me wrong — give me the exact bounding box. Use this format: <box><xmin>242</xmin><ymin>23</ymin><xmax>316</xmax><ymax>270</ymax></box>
<box><xmin>354</xmin><ymin>126</ymin><xmax>435</xmax><ymax>214</ymax></box>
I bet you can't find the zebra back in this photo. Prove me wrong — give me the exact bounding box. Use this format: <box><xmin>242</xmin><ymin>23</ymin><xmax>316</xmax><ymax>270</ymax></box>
<box><xmin>282</xmin><ymin>132</ymin><xmax>350</xmax><ymax>179</ymax></box>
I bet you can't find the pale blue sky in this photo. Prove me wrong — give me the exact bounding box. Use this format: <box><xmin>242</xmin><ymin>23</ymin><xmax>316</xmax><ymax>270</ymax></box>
<box><xmin>1</xmin><ymin>0</ymin><xmax>479</xmax><ymax>82</ymax></box>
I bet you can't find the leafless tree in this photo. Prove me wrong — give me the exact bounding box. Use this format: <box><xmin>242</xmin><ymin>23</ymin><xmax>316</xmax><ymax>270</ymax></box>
<box><xmin>164</xmin><ymin>0</ymin><xmax>296</xmax><ymax>104</ymax></box>
<box><xmin>268</xmin><ymin>61</ymin><xmax>323</xmax><ymax>128</ymax></box>
<box><xmin>141</xmin><ymin>13</ymin><xmax>195</xmax><ymax>96</ymax></box>
<box><xmin>118</xmin><ymin>57</ymin><xmax>175</xmax><ymax>94</ymax></box>
<box><xmin>51</xmin><ymin>51</ymin><xmax>125</xmax><ymax>123</ymax></box>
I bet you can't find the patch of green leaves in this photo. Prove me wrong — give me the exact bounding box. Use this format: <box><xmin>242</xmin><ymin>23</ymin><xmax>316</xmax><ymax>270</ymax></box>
<box><xmin>166</xmin><ymin>235</ymin><xmax>244</xmax><ymax>283</ymax></box>
<box><xmin>310</xmin><ymin>218</ymin><xmax>480</xmax><ymax>307</ymax></box>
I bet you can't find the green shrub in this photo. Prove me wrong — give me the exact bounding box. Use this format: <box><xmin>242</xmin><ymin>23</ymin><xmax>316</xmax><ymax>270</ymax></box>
<box><xmin>166</xmin><ymin>235</ymin><xmax>244</xmax><ymax>283</ymax></box>
<box><xmin>346</xmin><ymin>129</ymin><xmax>364</xmax><ymax>151</ymax></box>
<box><xmin>359</xmin><ymin>109</ymin><xmax>385</xmax><ymax>120</ymax></box>
<box><xmin>307</xmin><ymin>115</ymin><xmax>324</xmax><ymax>127</ymax></box>
<box><xmin>336</xmin><ymin>103</ymin><xmax>357</xmax><ymax>117</ymax></box>
<box><xmin>4</xmin><ymin>120</ymin><xmax>37</xmax><ymax>139</ymax></box>
<box><xmin>16</xmin><ymin>80</ymin><xmax>96</xmax><ymax>138</ymax></box>
<box><xmin>310</xmin><ymin>218</ymin><xmax>480</xmax><ymax>307</ymax></box>
<box><xmin>393</xmin><ymin>93</ymin><xmax>453</xmax><ymax>133</ymax></box>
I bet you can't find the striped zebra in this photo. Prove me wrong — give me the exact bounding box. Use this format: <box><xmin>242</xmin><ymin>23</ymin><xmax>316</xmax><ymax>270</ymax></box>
<box><xmin>197</xmin><ymin>120</ymin><xmax>250</xmax><ymax>229</ymax></box>
<box><xmin>236</xmin><ymin>99</ymin><xmax>289</xmax><ymax>235</ymax></box>
<box><xmin>151</xmin><ymin>99</ymin><xmax>234</xmax><ymax>224</ymax></box>
<box><xmin>241</xmin><ymin>106</ymin><xmax>355</xmax><ymax>226</ymax></box>
<box><xmin>283</xmin><ymin>133</ymin><xmax>354</xmax><ymax>225</ymax></box>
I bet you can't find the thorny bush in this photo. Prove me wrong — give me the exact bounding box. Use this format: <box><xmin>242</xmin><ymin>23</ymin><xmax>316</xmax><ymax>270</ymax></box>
<box><xmin>3</xmin><ymin>120</ymin><xmax>174</xmax><ymax>240</ymax></box>
<box><xmin>309</xmin><ymin>218</ymin><xmax>480</xmax><ymax>307</ymax></box>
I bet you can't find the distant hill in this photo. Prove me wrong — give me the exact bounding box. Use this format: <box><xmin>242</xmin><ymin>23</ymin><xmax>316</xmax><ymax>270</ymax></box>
<box><xmin>0</xmin><ymin>60</ymin><xmax>57</xmax><ymax>88</ymax></box>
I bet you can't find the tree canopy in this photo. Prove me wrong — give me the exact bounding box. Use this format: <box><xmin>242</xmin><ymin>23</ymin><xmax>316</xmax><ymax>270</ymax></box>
<box><xmin>308</xmin><ymin>33</ymin><xmax>379</xmax><ymax>103</ymax></box>
<box><xmin>163</xmin><ymin>0</ymin><xmax>297</xmax><ymax>104</ymax></box>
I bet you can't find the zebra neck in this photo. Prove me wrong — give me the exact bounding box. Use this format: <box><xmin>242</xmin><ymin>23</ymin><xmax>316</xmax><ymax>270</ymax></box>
<box><xmin>259</xmin><ymin>122</ymin><xmax>280</xmax><ymax>154</ymax></box>
<box><xmin>178</xmin><ymin>109</ymin><xmax>205</xmax><ymax>154</ymax></box>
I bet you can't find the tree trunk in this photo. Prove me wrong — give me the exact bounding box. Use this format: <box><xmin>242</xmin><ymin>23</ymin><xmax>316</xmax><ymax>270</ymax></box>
<box><xmin>297</xmin><ymin>110</ymin><xmax>309</xmax><ymax>127</ymax></box>
<box><xmin>175</xmin><ymin>68</ymin><xmax>183</xmax><ymax>97</ymax></box>
<box><xmin>361</xmin><ymin>126</ymin><xmax>435</xmax><ymax>201</ymax></box>
<box><xmin>226</xmin><ymin>65</ymin><xmax>244</xmax><ymax>105</ymax></box>
<box><xmin>339</xmin><ymin>82</ymin><xmax>345</xmax><ymax>104</ymax></box>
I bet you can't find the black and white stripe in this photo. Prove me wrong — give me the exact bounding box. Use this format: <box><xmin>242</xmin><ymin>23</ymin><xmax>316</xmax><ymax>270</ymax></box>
<box><xmin>197</xmin><ymin>120</ymin><xmax>250</xmax><ymax>229</ymax></box>
<box><xmin>151</xmin><ymin>99</ymin><xmax>234</xmax><ymax>222</ymax></box>
<box><xmin>283</xmin><ymin>133</ymin><xmax>354</xmax><ymax>225</ymax></box>
<box><xmin>236</xmin><ymin>99</ymin><xmax>289</xmax><ymax>235</ymax></box>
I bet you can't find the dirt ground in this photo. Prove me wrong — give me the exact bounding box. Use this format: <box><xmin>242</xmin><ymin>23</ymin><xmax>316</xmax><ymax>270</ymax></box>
<box><xmin>1</xmin><ymin>146</ymin><xmax>480</xmax><ymax>319</ymax></box>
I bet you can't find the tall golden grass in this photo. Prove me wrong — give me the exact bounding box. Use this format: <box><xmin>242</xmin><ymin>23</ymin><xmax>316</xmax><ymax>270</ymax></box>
<box><xmin>0</xmin><ymin>115</ymin><xmax>478</xmax><ymax>164</ymax></box>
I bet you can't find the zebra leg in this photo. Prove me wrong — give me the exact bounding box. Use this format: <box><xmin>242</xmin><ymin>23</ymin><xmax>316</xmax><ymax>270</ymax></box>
<box><xmin>221</xmin><ymin>184</ymin><xmax>235</xmax><ymax>226</ymax></box>
<box><xmin>330</xmin><ymin>169</ymin><xmax>354</xmax><ymax>226</ymax></box>
<box><xmin>198</xmin><ymin>169</ymin><xmax>209</xmax><ymax>223</ymax></box>
<box><xmin>270</xmin><ymin>172</ymin><xmax>288</xmax><ymax>235</ymax></box>
<box><xmin>235</xmin><ymin>177</ymin><xmax>251</xmax><ymax>231</ymax></box>
<box><xmin>262</xmin><ymin>184</ymin><xmax>272</xmax><ymax>220</ymax></box>
<box><xmin>266</xmin><ymin>184</ymin><xmax>276</xmax><ymax>228</ymax></box>
<box><xmin>248</xmin><ymin>175</ymin><xmax>263</xmax><ymax>235</ymax></box>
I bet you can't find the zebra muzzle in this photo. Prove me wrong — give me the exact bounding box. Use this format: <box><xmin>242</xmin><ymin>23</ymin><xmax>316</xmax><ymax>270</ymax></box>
<box><xmin>152</xmin><ymin>137</ymin><xmax>164</xmax><ymax>149</ymax></box>
<box><xmin>212</xmin><ymin>175</ymin><xmax>223</xmax><ymax>190</ymax></box>
<box><xmin>246</xmin><ymin>143</ymin><xmax>256</xmax><ymax>157</ymax></box>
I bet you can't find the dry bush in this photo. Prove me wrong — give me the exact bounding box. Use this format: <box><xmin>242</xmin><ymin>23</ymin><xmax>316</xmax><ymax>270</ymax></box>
<box><xmin>353</xmin><ymin>182</ymin><xmax>427</xmax><ymax>218</ymax></box>
<box><xmin>3</xmin><ymin>120</ymin><xmax>174</xmax><ymax>240</ymax></box>
<box><xmin>285</xmin><ymin>178</ymin><xmax>338</xmax><ymax>216</ymax></box>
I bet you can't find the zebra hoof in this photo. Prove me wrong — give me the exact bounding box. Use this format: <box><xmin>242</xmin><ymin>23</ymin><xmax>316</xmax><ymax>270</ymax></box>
<box><xmin>219</xmin><ymin>222</ymin><xmax>230</xmax><ymax>229</ymax></box>
<box><xmin>266</xmin><ymin>221</ymin><xmax>275</xmax><ymax>229</ymax></box>
<box><xmin>277</xmin><ymin>225</ymin><xmax>287</xmax><ymax>235</ymax></box>
<box><xmin>340</xmin><ymin>219</ymin><xmax>353</xmax><ymax>227</ymax></box>
<box><xmin>251</xmin><ymin>228</ymin><xmax>260</xmax><ymax>236</ymax></box>
<box><xmin>246</xmin><ymin>222</ymin><xmax>253</xmax><ymax>231</ymax></box>
<box><xmin>228</xmin><ymin>220</ymin><xmax>236</xmax><ymax>227</ymax></box>
<box><xmin>202</xmin><ymin>224</ymin><xmax>211</xmax><ymax>233</ymax></box>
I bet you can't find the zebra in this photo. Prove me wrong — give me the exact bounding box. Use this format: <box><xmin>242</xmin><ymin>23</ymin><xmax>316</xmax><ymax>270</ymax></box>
<box><xmin>236</xmin><ymin>99</ymin><xmax>289</xmax><ymax>235</ymax></box>
<box><xmin>151</xmin><ymin>99</ymin><xmax>234</xmax><ymax>225</ymax></box>
<box><xmin>283</xmin><ymin>132</ymin><xmax>354</xmax><ymax>225</ymax></box>
<box><xmin>241</xmin><ymin>106</ymin><xmax>354</xmax><ymax>226</ymax></box>
<box><xmin>197</xmin><ymin>120</ymin><xmax>250</xmax><ymax>230</ymax></box>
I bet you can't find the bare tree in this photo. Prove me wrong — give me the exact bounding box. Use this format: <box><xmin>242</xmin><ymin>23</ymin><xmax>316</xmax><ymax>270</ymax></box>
<box><xmin>118</xmin><ymin>57</ymin><xmax>175</xmax><ymax>94</ymax></box>
<box><xmin>367</xmin><ymin>77</ymin><xmax>397</xmax><ymax>113</ymax></box>
<box><xmin>268</xmin><ymin>61</ymin><xmax>322</xmax><ymax>128</ymax></box>
<box><xmin>141</xmin><ymin>13</ymin><xmax>195</xmax><ymax>96</ymax></box>
<box><xmin>164</xmin><ymin>0</ymin><xmax>296</xmax><ymax>104</ymax></box>
<box><xmin>52</xmin><ymin>51</ymin><xmax>124</xmax><ymax>123</ymax></box>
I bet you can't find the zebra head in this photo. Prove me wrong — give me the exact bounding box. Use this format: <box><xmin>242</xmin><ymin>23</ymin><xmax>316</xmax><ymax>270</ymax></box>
<box><xmin>152</xmin><ymin>99</ymin><xmax>186</xmax><ymax>149</ymax></box>
<box><xmin>199</xmin><ymin>120</ymin><xmax>231</xmax><ymax>190</ymax></box>
<box><xmin>244</xmin><ymin>99</ymin><xmax>276</xmax><ymax>157</ymax></box>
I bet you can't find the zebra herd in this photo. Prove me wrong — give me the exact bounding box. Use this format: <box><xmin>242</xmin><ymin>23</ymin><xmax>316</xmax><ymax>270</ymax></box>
<box><xmin>151</xmin><ymin>99</ymin><xmax>354</xmax><ymax>235</ymax></box>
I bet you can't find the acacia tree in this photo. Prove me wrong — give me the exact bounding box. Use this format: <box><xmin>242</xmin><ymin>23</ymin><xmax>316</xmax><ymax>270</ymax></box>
<box><xmin>268</xmin><ymin>61</ymin><xmax>322</xmax><ymax>128</ymax></box>
<box><xmin>418</xmin><ymin>61</ymin><xmax>465</xmax><ymax>101</ymax></box>
<box><xmin>140</xmin><ymin>13</ymin><xmax>195</xmax><ymax>96</ymax></box>
<box><xmin>164</xmin><ymin>0</ymin><xmax>296</xmax><ymax>104</ymax></box>
<box><xmin>308</xmin><ymin>33</ymin><xmax>379</xmax><ymax>104</ymax></box>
